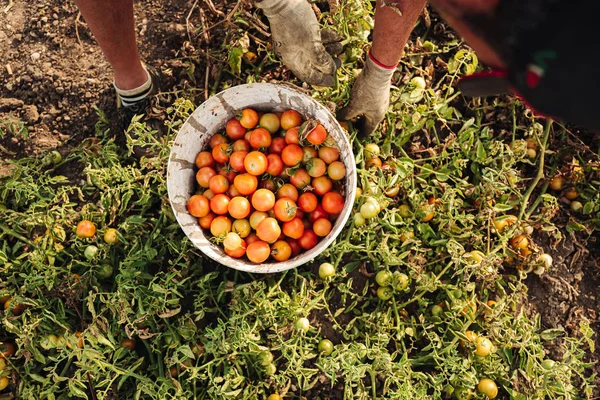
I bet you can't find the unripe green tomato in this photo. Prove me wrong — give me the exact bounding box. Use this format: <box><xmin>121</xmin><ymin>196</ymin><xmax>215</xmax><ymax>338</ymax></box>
<box><xmin>318</xmin><ymin>263</ymin><xmax>335</xmax><ymax>279</ymax></box>
<box><xmin>398</xmin><ymin>204</ymin><xmax>411</xmax><ymax>217</ymax></box>
<box><xmin>50</xmin><ymin>150</ymin><xmax>62</xmax><ymax>164</ymax></box>
<box><xmin>294</xmin><ymin>317</ymin><xmax>310</xmax><ymax>332</ymax></box>
<box><xmin>542</xmin><ymin>359</ymin><xmax>556</xmax><ymax>370</ymax></box>
<box><xmin>375</xmin><ymin>270</ymin><xmax>392</xmax><ymax>287</ymax></box>
<box><xmin>377</xmin><ymin>286</ymin><xmax>393</xmax><ymax>300</ymax></box>
<box><xmin>411</xmin><ymin>76</ymin><xmax>426</xmax><ymax>89</ymax></box>
<box><xmin>364</xmin><ymin>143</ymin><xmax>380</xmax><ymax>158</ymax></box>
<box><xmin>318</xmin><ymin>339</ymin><xmax>334</xmax><ymax>356</ymax></box>
<box><xmin>360</xmin><ymin>201</ymin><xmax>380</xmax><ymax>219</ymax></box>
<box><xmin>354</xmin><ymin>213</ymin><xmax>366</xmax><ymax>226</ymax></box>
<box><xmin>392</xmin><ymin>272</ymin><xmax>409</xmax><ymax>291</ymax></box>
<box><xmin>258</xmin><ymin>351</ymin><xmax>273</xmax><ymax>366</ymax></box>
<box><xmin>431</xmin><ymin>305</ymin><xmax>443</xmax><ymax>317</ymax></box>
<box><xmin>84</xmin><ymin>245</ymin><xmax>99</xmax><ymax>260</ymax></box>
<box><xmin>570</xmin><ymin>200</ymin><xmax>583</xmax><ymax>213</ymax></box>
<box><xmin>97</xmin><ymin>264</ymin><xmax>113</xmax><ymax>279</ymax></box>
<box><xmin>264</xmin><ymin>362</ymin><xmax>277</xmax><ymax>376</ymax></box>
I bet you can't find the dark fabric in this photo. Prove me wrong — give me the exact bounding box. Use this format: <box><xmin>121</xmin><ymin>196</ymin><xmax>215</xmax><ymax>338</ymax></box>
<box><xmin>457</xmin><ymin>0</ymin><xmax>600</xmax><ymax>131</ymax></box>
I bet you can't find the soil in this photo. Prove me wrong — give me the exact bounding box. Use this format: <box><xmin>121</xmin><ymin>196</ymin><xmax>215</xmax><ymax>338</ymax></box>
<box><xmin>0</xmin><ymin>0</ymin><xmax>598</xmax><ymax>398</ymax></box>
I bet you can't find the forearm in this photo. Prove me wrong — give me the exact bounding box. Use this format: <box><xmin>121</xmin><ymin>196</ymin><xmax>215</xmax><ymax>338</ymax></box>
<box><xmin>371</xmin><ymin>0</ymin><xmax>428</xmax><ymax>66</ymax></box>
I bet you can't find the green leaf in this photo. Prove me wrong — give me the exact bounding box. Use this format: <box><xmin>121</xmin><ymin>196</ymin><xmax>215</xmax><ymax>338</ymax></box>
<box><xmin>566</xmin><ymin>221</ymin><xmax>586</xmax><ymax>232</ymax></box>
<box><xmin>227</xmin><ymin>47</ymin><xmax>243</xmax><ymax>75</ymax></box>
<box><xmin>540</xmin><ymin>328</ymin><xmax>564</xmax><ymax>341</ymax></box>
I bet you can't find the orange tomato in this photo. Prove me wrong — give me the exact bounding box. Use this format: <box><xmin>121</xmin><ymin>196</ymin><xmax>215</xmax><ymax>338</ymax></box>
<box><xmin>229</xmin><ymin>151</ymin><xmax>248</xmax><ymax>173</ymax></box>
<box><xmin>298</xmin><ymin>192</ymin><xmax>318</xmax><ymax>213</ymax></box>
<box><xmin>240</xmin><ymin>108</ymin><xmax>259</xmax><ymax>129</ymax></box>
<box><xmin>281</xmin><ymin>144</ymin><xmax>304</xmax><ymax>166</ymax></box>
<box><xmin>246</xmin><ymin>241</ymin><xmax>271</xmax><ymax>263</ymax></box>
<box><xmin>198</xmin><ymin>212</ymin><xmax>216</xmax><ymax>229</ymax></box>
<box><xmin>210</xmin><ymin>216</ymin><xmax>232</xmax><ymax>236</ymax></box>
<box><xmin>266</xmin><ymin>154</ymin><xmax>284</xmax><ymax>176</ymax></box>
<box><xmin>256</xmin><ymin>217</ymin><xmax>281</xmax><ymax>244</ymax></box>
<box><xmin>233</xmin><ymin>173</ymin><xmax>258</xmax><ymax>196</ymax></box>
<box><xmin>225</xmin><ymin>239</ymin><xmax>247</xmax><ymax>258</ymax></box>
<box><xmin>318</xmin><ymin>147</ymin><xmax>339</xmax><ymax>164</ymax></box>
<box><xmin>244</xmin><ymin>151</ymin><xmax>268</xmax><ymax>176</ymax></box>
<box><xmin>285</xmin><ymin>127</ymin><xmax>299</xmax><ymax>144</ymax></box>
<box><xmin>322</xmin><ymin>192</ymin><xmax>345</xmax><ymax>214</ymax></box>
<box><xmin>249</xmin><ymin>128</ymin><xmax>272</xmax><ymax>149</ymax></box>
<box><xmin>210</xmin><ymin>194</ymin><xmax>230</xmax><ymax>215</ymax></box>
<box><xmin>313</xmin><ymin>218</ymin><xmax>332</xmax><ymax>237</ymax></box>
<box><xmin>251</xmin><ymin>189</ymin><xmax>276</xmax><ymax>212</ymax></box>
<box><xmin>225</xmin><ymin>118</ymin><xmax>247</xmax><ymax>140</ymax></box>
<box><xmin>212</xmin><ymin>142</ymin><xmax>230</xmax><ymax>164</ymax></box>
<box><xmin>312</xmin><ymin>176</ymin><xmax>333</xmax><ymax>196</ymax></box>
<box><xmin>306</xmin><ymin>124</ymin><xmax>327</xmax><ymax>145</ymax></box>
<box><xmin>187</xmin><ymin>194</ymin><xmax>210</xmax><ymax>218</ymax></box>
<box><xmin>282</xmin><ymin>217</ymin><xmax>305</xmax><ymax>239</ymax></box>
<box><xmin>208</xmin><ymin>175</ymin><xmax>230</xmax><ymax>194</ymax></box>
<box><xmin>271</xmin><ymin>240</ymin><xmax>292</xmax><ymax>261</ymax></box>
<box><xmin>276</xmin><ymin>184</ymin><xmax>299</xmax><ymax>202</ymax></box>
<box><xmin>228</xmin><ymin>196</ymin><xmax>251</xmax><ymax>219</ymax></box>
<box><xmin>289</xmin><ymin>168</ymin><xmax>311</xmax><ymax>190</ymax></box>
<box><xmin>76</xmin><ymin>220</ymin><xmax>96</xmax><ymax>238</ymax></box>
<box><xmin>209</xmin><ymin>133</ymin><xmax>228</xmax><ymax>149</ymax></box>
<box><xmin>195</xmin><ymin>151</ymin><xmax>214</xmax><ymax>169</ymax></box>
<box><xmin>280</xmin><ymin>110</ymin><xmax>302</xmax><ymax>130</ymax></box>
<box><xmin>274</xmin><ymin>198</ymin><xmax>297</xmax><ymax>222</ymax></box>
<box><xmin>196</xmin><ymin>167</ymin><xmax>216</xmax><ymax>188</ymax></box>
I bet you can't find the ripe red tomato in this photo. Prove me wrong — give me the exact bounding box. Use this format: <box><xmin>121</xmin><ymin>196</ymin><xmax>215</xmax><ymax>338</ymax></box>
<box><xmin>229</xmin><ymin>151</ymin><xmax>248</xmax><ymax>173</ymax></box>
<box><xmin>196</xmin><ymin>167</ymin><xmax>217</xmax><ymax>188</ymax></box>
<box><xmin>195</xmin><ymin>151</ymin><xmax>214</xmax><ymax>169</ymax></box>
<box><xmin>259</xmin><ymin>113</ymin><xmax>280</xmax><ymax>134</ymax></box>
<box><xmin>212</xmin><ymin>142</ymin><xmax>230</xmax><ymax>164</ymax></box>
<box><xmin>226</xmin><ymin>118</ymin><xmax>246</xmax><ymax>140</ymax></box>
<box><xmin>208</xmin><ymin>175</ymin><xmax>230</xmax><ymax>194</ymax></box>
<box><xmin>210</xmin><ymin>216</ymin><xmax>232</xmax><ymax>236</ymax></box>
<box><xmin>287</xmin><ymin>239</ymin><xmax>302</xmax><ymax>256</ymax></box>
<box><xmin>210</xmin><ymin>194</ymin><xmax>230</xmax><ymax>215</ymax></box>
<box><xmin>318</xmin><ymin>147</ymin><xmax>339</xmax><ymax>164</ymax></box>
<box><xmin>266</xmin><ymin>154</ymin><xmax>284</xmax><ymax>176</ymax></box>
<box><xmin>187</xmin><ymin>194</ymin><xmax>210</xmax><ymax>218</ymax></box>
<box><xmin>228</xmin><ymin>196</ymin><xmax>251</xmax><ymax>219</ymax></box>
<box><xmin>269</xmin><ymin>137</ymin><xmax>287</xmax><ymax>155</ymax></box>
<box><xmin>233</xmin><ymin>173</ymin><xmax>258</xmax><ymax>196</ymax></box>
<box><xmin>312</xmin><ymin>176</ymin><xmax>333</xmax><ymax>196</ymax></box>
<box><xmin>313</xmin><ymin>218</ymin><xmax>332</xmax><ymax>237</ymax></box>
<box><xmin>274</xmin><ymin>198</ymin><xmax>297</xmax><ymax>222</ymax></box>
<box><xmin>245</xmin><ymin>232</ymin><xmax>260</xmax><ymax>245</ymax></box>
<box><xmin>199</xmin><ymin>212</ymin><xmax>216</xmax><ymax>229</ymax></box>
<box><xmin>282</xmin><ymin>144</ymin><xmax>304</xmax><ymax>167</ymax></box>
<box><xmin>307</xmin><ymin>158</ymin><xmax>327</xmax><ymax>178</ymax></box>
<box><xmin>244</xmin><ymin>151</ymin><xmax>268</xmax><ymax>176</ymax></box>
<box><xmin>276</xmin><ymin>184</ymin><xmax>299</xmax><ymax>202</ymax></box>
<box><xmin>280</xmin><ymin>110</ymin><xmax>302</xmax><ymax>130</ymax></box>
<box><xmin>298</xmin><ymin>229</ymin><xmax>318</xmax><ymax>250</ymax></box>
<box><xmin>260</xmin><ymin>179</ymin><xmax>277</xmax><ymax>192</ymax></box>
<box><xmin>298</xmin><ymin>192</ymin><xmax>318</xmax><ymax>213</ymax></box>
<box><xmin>76</xmin><ymin>220</ymin><xmax>96</xmax><ymax>238</ymax></box>
<box><xmin>327</xmin><ymin>161</ymin><xmax>346</xmax><ymax>181</ymax></box>
<box><xmin>251</xmin><ymin>189</ymin><xmax>276</xmax><ymax>212</ymax></box>
<box><xmin>209</xmin><ymin>133</ymin><xmax>228</xmax><ymax>149</ymax></box>
<box><xmin>240</xmin><ymin>108</ymin><xmax>259</xmax><ymax>129</ymax></box>
<box><xmin>271</xmin><ymin>240</ymin><xmax>292</xmax><ymax>261</ymax></box>
<box><xmin>282</xmin><ymin>217</ymin><xmax>305</xmax><ymax>239</ymax></box>
<box><xmin>225</xmin><ymin>239</ymin><xmax>247</xmax><ymax>258</ymax></box>
<box><xmin>249</xmin><ymin>128</ymin><xmax>272</xmax><ymax>149</ymax></box>
<box><xmin>322</xmin><ymin>191</ymin><xmax>345</xmax><ymax>214</ymax></box>
<box><xmin>306</xmin><ymin>124</ymin><xmax>327</xmax><ymax>145</ymax></box>
<box><xmin>289</xmin><ymin>168</ymin><xmax>311</xmax><ymax>190</ymax></box>
<box><xmin>232</xmin><ymin>139</ymin><xmax>251</xmax><ymax>152</ymax></box>
<box><xmin>310</xmin><ymin>204</ymin><xmax>329</xmax><ymax>223</ymax></box>
<box><xmin>285</xmin><ymin>127</ymin><xmax>299</xmax><ymax>144</ymax></box>
<box><xmin>218</xmin><ymin>168</ymin><xmax>237</xmax><ymax>184</ymax></box>
<box><xmin>246</xmin><ymin>241</ymin><xmax>270</xmax><ymax>263</ymax></box>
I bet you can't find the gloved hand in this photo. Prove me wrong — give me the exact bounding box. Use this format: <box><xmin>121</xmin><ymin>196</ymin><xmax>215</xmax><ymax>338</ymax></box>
<box><xmin>338</xmin><ymin>52</ymin><xmax>396</xmax><ymax>135</ymax></box>
<box><xmin>256</xmin><ymin>0</ymin><xmax>339</xmax><ymax>87</ymax></box>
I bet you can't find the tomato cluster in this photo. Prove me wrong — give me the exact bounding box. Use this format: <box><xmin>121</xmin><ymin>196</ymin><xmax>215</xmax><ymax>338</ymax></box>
<box><xmin>186</xmin><ymin>109</ymin><xmax>347</xmax><ymax>263</ymax></box>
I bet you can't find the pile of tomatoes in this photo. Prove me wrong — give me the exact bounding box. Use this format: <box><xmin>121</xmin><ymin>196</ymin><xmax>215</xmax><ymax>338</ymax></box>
<box><xmin>186</xmin><ymin>108</ymin><xmax>347</xmax><ymax>263</ymax></box>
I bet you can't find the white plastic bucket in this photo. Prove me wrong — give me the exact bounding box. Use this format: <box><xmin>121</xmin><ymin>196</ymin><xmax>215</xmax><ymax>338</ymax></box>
<box><xmin>167</xmin><ymin>83</ymin><xmax>357</xmax><ymax>273</ymax></box>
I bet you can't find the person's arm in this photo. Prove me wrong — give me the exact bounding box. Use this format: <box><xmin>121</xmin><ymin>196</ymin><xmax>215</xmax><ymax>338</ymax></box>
<box><xmin>339</xmin><ymin>0</ymin><xmax>427</xmax><ymax>135</ymax></box>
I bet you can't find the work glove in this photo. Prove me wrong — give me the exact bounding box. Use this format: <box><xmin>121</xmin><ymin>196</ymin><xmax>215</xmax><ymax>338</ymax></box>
<box><xmin>256</xmin><ymin>0</ymin><xmax>340</xmax><ymax>87</ymax></box>
<box><xmin>338</xmin><ymin>52</ymin><xmax>396</xmax><ymax>135</ymax></box>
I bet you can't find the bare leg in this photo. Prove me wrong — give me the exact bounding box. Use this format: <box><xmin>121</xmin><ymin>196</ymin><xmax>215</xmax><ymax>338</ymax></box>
<box><xmin>371</xmin><ymin>0</ymin><xmax>428</xmax><ymax>67</ymax></box>
<box><xmin>75</xmin><ymin>0</ymin><xmax>147</xmax><ymax>90</ymax></box>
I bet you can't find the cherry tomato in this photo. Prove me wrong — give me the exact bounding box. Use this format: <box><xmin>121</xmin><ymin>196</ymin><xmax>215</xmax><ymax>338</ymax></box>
<box><xmin>245</xmin><ymin>233</ymin><xmax>260</xmax><ymax>245</ymax></box>
<box><xmin>420</xmin><ymin>204</ymin><xmax>434</xmax><ymax>222</ymax></box>
<box><xmin>309</xmin><ymin>204</ymin><xmax>329</xmax><ymax>223</ymax></box>
<box><xmin>269</xmin><ymin>137</ymin><xmax>287</xmax><ymax>155</ymax></box>
<box><xmin>313</xmin><ymin>218</ymin><xmax>332</xmax><ymax>237</ymax></box>
<box><xmin>375</xmin><ymin>270</ymin><xmax>392</xmax><ymax>286</ymax></box>
<box><xmin>307</xmin><ymin>158</ymin><xmax>327</xmax><ymax>178</ymax></box>
<box><xmin>249</xmin><ymin>127</ymin><xmax>272</xmax><ymax>149</ymax></box>
<box><xmin>240</xmin><ymin>108</ymin><xmax>259</xmax><ymax>129</ymax></box>
<box><xmin>267</xmin><ymin>394</ymin><xmax>282</xmax><ymax>400</ymax></box>
<box><xmin>104</xmin><ymin>228</ymin><xmax>119</xmax><ymax>244</ymax></box>
<box><xmin>203</xmin><ymin>189</ymin><xmax>215</xmax><ymax>200</ymax></box>
<box><xmin>233</xmin><ymin>173</ymin><xmax>258</xmax><ymax>196</ymax></box>
<box><xmin>212</xmin><ymin>142</ymin><xmax>230</xmax><ymax>164</ymax></box>
<box><xmin>277</xmin><ymin>184</ymin><xmax>299</xmax><ymax>202</ymax></box>
<box><xmin>218</xmin><ymin>168</ymin><xmax>237</xmax><ymax>184</ymax></box>
<box><xmin>366</xmin><ymin>157</ymin><xmax>382</xmax><ymax>169</ymax></box>
<box><xmin>354</xmin><ymin>213</ymin><xmax>366</xmax><ymax>226</ymax></box>
<box><xmin>475</xmin><ymin>336</ymin><xmax>493</xmax><ymax>357</ymax></box>
<box><xmin>318</xmin><ymin>339</ymin><xmax>334</xmax><ymax>355</ymax></box>
<box><xmin>198</xmin><ymin>212</ymin><xmax>216</xmax><ymax>229</ymax></box>
<box><xmin>246</xmin><ymin>241</ymin><xmax>271</xmax><ymax>263</ymax></box>
<box><xmin>0</xmin><ymin>342</ymin><xmax>15</xmax><ymax>358</ymax></box>
<box><xmin>225</xmin><ymin>118</ymin><xmax>246</xmax><ymax>140</ymax></box>
<box><xmin>282</xmin><ymin>143</ymin><xmax>304</xmax><ymax>168</ymax></box>
<box><xmin>188</xmin><ymin>195</ymin><xmax>211</xmax><ymax>218</ymax></box>
<box><xmin>477</xmin><ymin>378</ymin><xmax>498</xmax><ymax>399</ymax></box>
<box><xmin>549</xmin><ymin>175</ymin><xmax>565</xmax><ymax>191</ymax></box>
<box><xmin>259</xmin><ymin>113</ymin><xmax>280</xmax><ymax>133</ymax></box>
<box><xmin>195</xmin><ymin>151</ymin><xmax>214</xmax><ymax>169</ymax></box>
<box><xmin>298</xmin><ymin>192</ymin><xmax>318</xmax><ymax>213</ymax></box>
<box><xmin>209</xmin><ymin>133</ymin><xmax>228</xmax><ymax>149</ymax></box>
<box><xmin>121</xmin><ymin>338</ymin><xmax>136</xmax><ymax>350</ymax></box>
<box><xmin>294</xmin><ymin>317</ymin><xmax>310</xmax><ymax>332</ymax></box>
<box><xmin>228</xmin><ymin>196</ymin><xmax>251</xmax><ymax>219</ymax></box>
<box><xmin>266</xmin><ymin>154</ymin><xmax>284</xmax><ymax>176</ymax></box>
<box><xmin>196</xmin><ymin>167</ymin><xmax>217</xmax><ymax>188</ymax></box>
<box><xmin>232</xmin><ymin>139</ymin><xmax>251</xmax><ymax>152</ymax></box>
<box><xmin>399</xmin><ymin>230</ymin><xmax>414</xmax><ymax>242</ymax></box>
<box><xmin>258</xmin><ymin>351</ymin><xmax>274</xmax><ymax>366</ymax></box>
<box><xmin>232</xmin><ymin>219</ymin><xmax>251</xmax><ymax>238</ymax></box>
<box><xmin>208</xmin><ymin>175</ymin><xmax>230</xmax><ymax>194</ymax></box>
<box><xmin>249</xmin><ymin>211</ymin><xmax>269</xmax><ymax>230</ymax></box>
<box><xmin>76</xmin><ymin>220</ymin><xmax>96</xmax><ymax>238</ymax></box>
<box><xmin>285</xmin><ymin>127</ymin><xmax>299</xmax><ymax>144</ymax></box>
<box><xmin>377</xmin><ymin>286</ymin><xmax>393</xmax><ymax>300</ymax></box>
<box><xmin>271</xmin><ymin>240</ymin><xmax>292</xmax><ymax>261</ymax></box>
<box><xmin>306</xmin><ymin>124</ymin><xmax>327</xmax><ymax>145</ymax></box>
<box><xmin>257</xmin><ymin>217</ymin><xmax>282</xmax><ymax>244</ymax></box>
<box><xmin>312</xmin><ymin>176</ymin><xmax>333</xmax><ymax>196</ymax></box>
<box><xmin>303</xmin><ymin>146</ymin><xmax>318</xmax><ymax>163</ymax></box>
<box><xmin>274</xmin><ymin>198</ymin><xmax>297</xmax><ymax>222</ymax></box>
<box><xmin>287</xmin><ymin>239</ymin><xmax>302</xmax><ymax>256</ymax></box>
<box><xmin>298</xmin><ymin>229</ymin><xmax>318</xmax><ymax>250</ymax></box>
<box><xmin>210</xmin><ymin>194</ymin><xmax>230</xmax><ymax>215</ymax></box>
<box><xmin>282</xmin><ymin>217</ymin><xmax>305</xmax><ymax>239</ymax></box>
<box><xmin>244</xmin><ymin>151</ymin><xmax>268</xmax><ymax>176</ymax></box>
<box><xmin>318</xmin><ymin>146</ymin><xmax>339</xmax><ymax>164</ymax></box>
<box><xmin>327</xmin><ymin>161</ymin><xmax>346</xmax><ymax>181</ymax></box>
<box><xmin>251</xmin><ymin>189</ymin><xmax>276</xmax><ymax>212</ymax></box>
<box><xmin>322</xmin><ymin>192</ymin><xmax>344</xmax><ymax>214</ymax></box>
<box><xmin>0</xmin><ymin>376</ymin><xmax>8</xmax><ymax>391</ymax></box>
<box><xmin>318</xmin><ymin>263</ymin><xmax>335</xmax><ymax>278</ymax></box>
<box><xmin>210</xmin><ymin>216</ymin><xmax>232</xmax><ymax>237</ymax></box>
<box><xmin>289</xmin><ymin>168</ymin><xmax>311</xmax><ymax>190</ymax></box>
<box><xmin>510</xmin><ymin>234</ymin><xmax>529</xmax><ymax>249</ymax></box>
<box><xmin>280</xmin><ymin>109</ymin><xmax>302</xmax><ymax>130</ymax></box>
<box><xmin>229</xmin><ymin>150</ymin><xmax>248</xmax><ymax>173</ymax></box>
<box><xmin>260</xmin><ymin>179</ymin><xmax>277</xmax><ymax>192</ymax></box>
<box><xmin>364</xmin><ymin>143</ymin><xmax>380</xmax><ymax>158</ymax></box>
<box><xmin>360</xmin><ymin>201</ymin><xmax>380</xmax><ymax>219</ymax></box>
<box><xmin>223</xmin><ymin>232</ymin><xmax>242</xmax><ymax>251</ymax></box>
